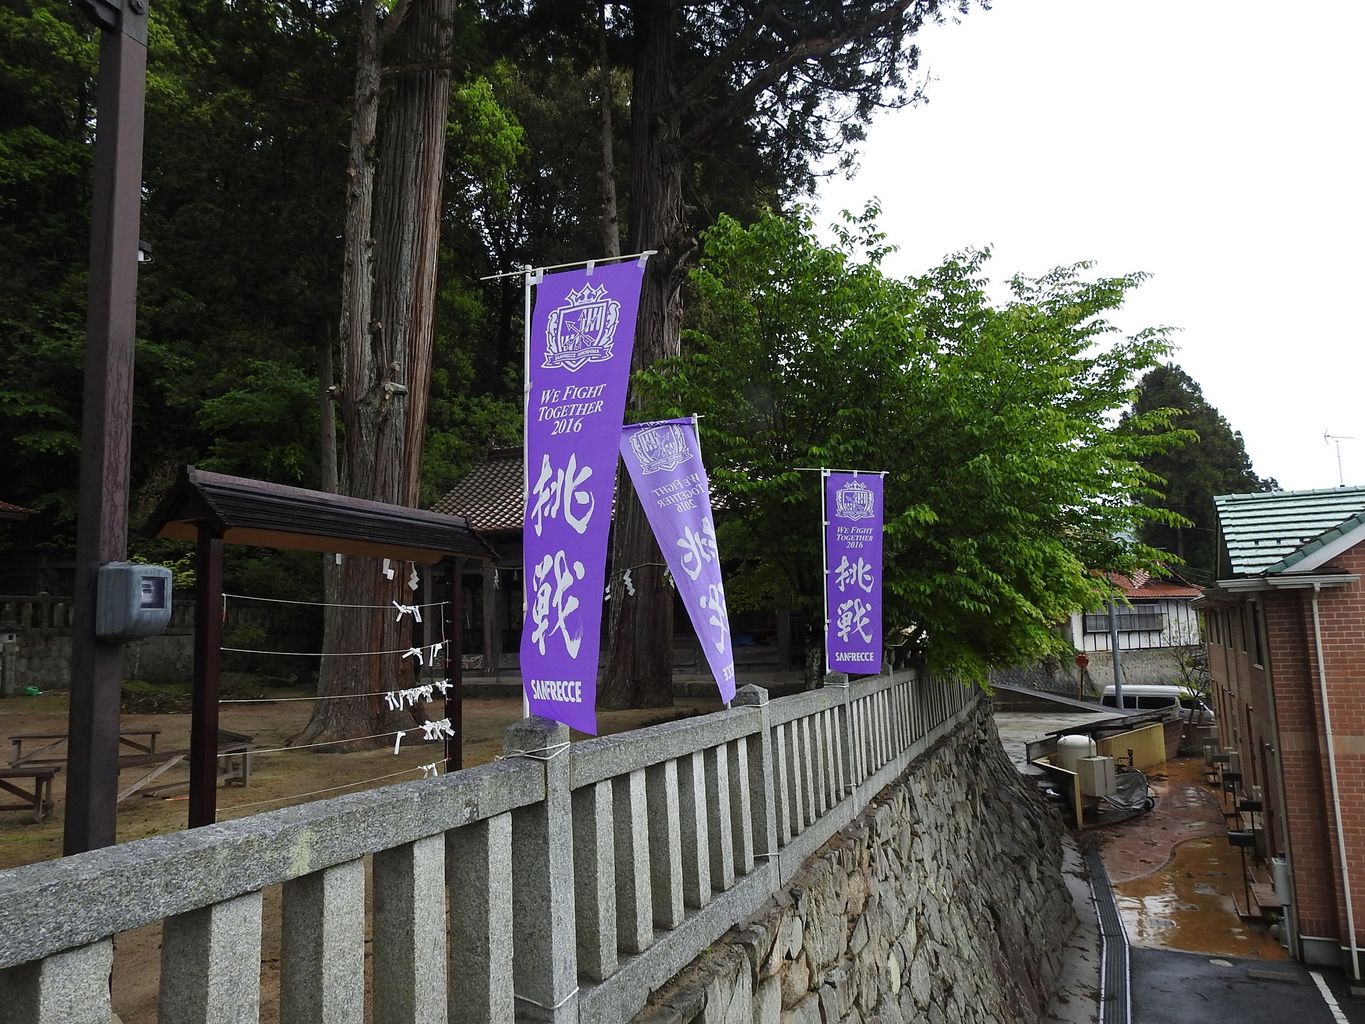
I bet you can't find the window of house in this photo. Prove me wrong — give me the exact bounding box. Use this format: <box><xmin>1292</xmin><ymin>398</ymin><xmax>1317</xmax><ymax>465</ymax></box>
<box><xmin>1251</xmin><ymin>601</ymin><xmax>1266</xmax><ymax>668</ymax></box>
<box><xmin>1240</xmin><ymin>606</ymin><xmax>1250</xmax><ymax>653</ymax></box>
<box><xmin>1082</xmin><ymin>601</ymin><xmax>1166</xmax><ymax>634</ymax></box>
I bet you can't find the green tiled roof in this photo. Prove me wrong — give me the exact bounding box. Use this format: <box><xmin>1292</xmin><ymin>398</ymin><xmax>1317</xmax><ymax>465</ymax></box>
<box><xmin>1215</xmin><ymin>486</ymin><xmax>1365</xmax><ymax>576</ymax></box>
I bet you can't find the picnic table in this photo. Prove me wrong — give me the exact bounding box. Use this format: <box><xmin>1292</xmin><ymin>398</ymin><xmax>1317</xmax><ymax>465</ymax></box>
<box><xmin>0</xmin><ymin>766</ymin><xmax>59</xmax><ymax>822</ymax></box>
<box><xmin>10</xmin><ymin>728</ymin><xmax>161</xmax><ymax>768</ymax></box>
<box><xmin>1</xmin><ymin>728</ymin><xmax>253</xmax><ymax>818</ymax></box>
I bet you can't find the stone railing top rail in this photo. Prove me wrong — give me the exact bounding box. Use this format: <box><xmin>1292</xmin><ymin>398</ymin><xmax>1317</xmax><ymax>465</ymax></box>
<box><xmin>569</xmin><ymin>703</ymin><xmax>760</xmax><ymax>790</ymax></box>
<box><xmin>0</xmin><ymin>757</ymin><xmax>539</xmax><ymax>969</ymax></box>
<box><xmin>765</xmin><ymin>670</ymin><xmax>904</xmax><ymax>727</ymax></box>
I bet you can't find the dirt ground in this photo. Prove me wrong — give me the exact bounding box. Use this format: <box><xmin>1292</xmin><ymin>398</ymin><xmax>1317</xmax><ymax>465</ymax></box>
<box><xmin>0</xmin><ymin>689</ymin><xmax>722</xmax><ymax>1023</ymax></box>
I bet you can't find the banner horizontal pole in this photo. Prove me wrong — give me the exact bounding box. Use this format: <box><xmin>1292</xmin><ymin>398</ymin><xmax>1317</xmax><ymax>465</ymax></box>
<box><xmin>479</xmin><ymin>250</ymin><xmax>657</xmax><ymax>282</ymax></box>
<box><xmin>794</xmin><ymin>467</ymin><xmax>889</xmax><ymax>476</ymax></box>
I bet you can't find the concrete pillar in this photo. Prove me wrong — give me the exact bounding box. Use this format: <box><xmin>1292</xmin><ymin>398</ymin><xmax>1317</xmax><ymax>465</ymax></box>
<box><xmin>704</xmin><ymin>743</ymin><xmax>735</xmax><ymax>891</ymax></box>
<box><xmin>799</xmin><ymin>717</ymin><xmax>817</xmax><ymax>827</ymax></box>
<box><xmin>0</xmin><ymin>940</ymin><xmax>112</xmax><ymax>1024</ymax></box>
<box><xmin>447</xmin><ymin>811</ymin><xmax>514</xmax><ymax>1023</ymax></box>
<box><xmin>725</xmin><ymin>737</ymin><xmax>755</xmax><ymax>876</ymax></box>
<box><xmin>373</xmin><ymin>835</ymin><xmax>446</xmax><ymax>1024</ymax></box>
<box><xmin>732</xmin><ymin>685</ymin><xmax>778</xmax><ymax>861</ymax></box>
<box><xmin>612</xmin><ymin>769</ymin><xmax>653</xmax><ymax>954</ymax></box>
<box><xmin>646</xmin><ymin>758</ymin><xmax>685</xmax><ymax>929</ymax></box>
<box><xmin>504</xmin><ymin>717</ymin><xmax>577</xmax><ymax>1022</ymax></box>
<box><xmin>823</xmin><ymin>709</ymin><xmax>840</xmax><ymax>805</ymax></box>
<box><xmin>677</xmin><ymin>751</ymin><xmax>711</xmax><ymax>909</ymax></box>
<box><xmin>572</xmin><ymin>780</ymin><xmax>618</xmax><ymax>980</ymax></box>
<box><xmin>810</xmin><ymin>713</ymin><xmax>828</xmax><ymax>817</ymax></box>
<box><xmin>772</xmin><ymin>723</ymin><xmax>792</xmax><ymax>846</ymax></box>
<box><xmin>783</xmin><ymin>723</ymin><xmax>803</xmax><ymax>835</ymax></box>
<box><xmin>159</xmin><ymin>892</ymin><xmax>262</xmax><ymax>1024</ymax></box>
<box><xmin>280</xmin><ymin>860</ymin><xmax>364</xmax><ymax>1024</ymax></box>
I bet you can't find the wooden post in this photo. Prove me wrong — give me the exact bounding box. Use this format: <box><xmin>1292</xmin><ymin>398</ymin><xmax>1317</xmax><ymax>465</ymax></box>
<box><xmin>481</xmin><ymin>564</ymin><xmax>498</xmax><ymax>678</ymax></box>
<box><xmin>62</xmin><ymin>0</ymin><xmax>149</xmax><ymax>856</ymax></box>
<box><xmin>189</xmin><ymin>526</ymin><xmax>224</xmax><ymax>827</ymax></box>
<box><xmin>444</xmin><ymin>558</ymin><xmax>463</xmax><ymax>771</ymax></box>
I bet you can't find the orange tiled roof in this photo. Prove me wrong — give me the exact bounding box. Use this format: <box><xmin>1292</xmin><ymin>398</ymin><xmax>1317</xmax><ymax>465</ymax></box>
<box><xmin>1105</xmin><ymin>571</ymin><xmax>1201</xmax><ymax>599</ymax></box>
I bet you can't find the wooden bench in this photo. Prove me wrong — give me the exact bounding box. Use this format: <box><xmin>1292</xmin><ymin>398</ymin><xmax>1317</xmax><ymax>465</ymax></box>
<box><xmin>10</xmin><ymin>728</ymin><xmax>161</xmax><ymax>767</ymax></box>
<box><xmin>123</xmin><ymin>731</ymin><xmax>254</xmax><ymax>802</ymax></box>
<box><xmin>0</xmin><ymin>767</ymin><xmax>60</xmax><ymax>822</ymax></box>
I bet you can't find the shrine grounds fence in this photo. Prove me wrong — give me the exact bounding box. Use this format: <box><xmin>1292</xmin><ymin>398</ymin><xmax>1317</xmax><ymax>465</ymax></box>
<box><xmin>0</xmin><ymin>669</ymin><xmax>977</xmax><ymax>1024</ymax></box>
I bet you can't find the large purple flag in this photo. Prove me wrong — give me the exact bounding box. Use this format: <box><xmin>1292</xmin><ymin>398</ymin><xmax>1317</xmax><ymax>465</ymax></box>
<box><xmin>620</xmin><ymin>419</ymin><xmax>736</xmax><ymax>703</ymax></box>
<box><xmin>824</xmin><ymin>472</ymin><xmax>884</xmax><ymax>674</ymax></box>
<box><xmin>521</xmin><ymin>261</ymin><xmax>646</xmax><ymax>734</ymax></box>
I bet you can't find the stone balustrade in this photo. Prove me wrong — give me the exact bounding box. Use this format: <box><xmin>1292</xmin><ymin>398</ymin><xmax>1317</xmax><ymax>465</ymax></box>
<box><xmin>0</xmin><ymin>669</ymin><xmax>976</xmax><ymax>1023</ymax></box>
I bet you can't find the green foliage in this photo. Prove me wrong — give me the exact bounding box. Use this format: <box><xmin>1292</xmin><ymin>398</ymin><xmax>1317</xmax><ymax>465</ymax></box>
<box><xmin>640</xmin><ymin>208</ymin><xmax>1184</xmax><ymax>683</ymax></box>
<box><xmin>196</xmin><ymin>359</ymin><xmax>320</xmax><ymax>482</ymax></box>
<box><xmin>1126</xmin><ymin>364</ymin><xmax>1276</xmax><ymax>582</ymax></box>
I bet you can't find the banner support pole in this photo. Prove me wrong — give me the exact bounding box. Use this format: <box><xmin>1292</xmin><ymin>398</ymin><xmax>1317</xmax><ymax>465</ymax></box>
<box><xmin>521</xmin><ymin>266</ymin><xmax>534</xmax><ymax>719</ymax></box>
<box><xmin>820</xmin><ymin>468</ymin><xmax>831</xmax><ymax>675</ymax></box>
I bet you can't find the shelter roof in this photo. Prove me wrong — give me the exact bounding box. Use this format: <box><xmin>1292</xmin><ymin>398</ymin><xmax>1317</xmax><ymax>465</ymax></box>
<box><xmin>431</xmin><ymin>448</ymin><xmax>523</xmax><ymax>533</ymax></box>
<box><xmin>1215</xmin><ymin>486</ymin><xmax>1365</xmax><ymax>576</ymax></box>
<box><xmin>144</xmin><ymin>466</ymin><xmax>496</xmax><ymax>564</ymax></box>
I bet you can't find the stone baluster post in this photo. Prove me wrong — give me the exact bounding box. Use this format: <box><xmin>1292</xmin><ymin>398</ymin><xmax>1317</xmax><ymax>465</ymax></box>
<box><xmin>504</xmin><ymin>717</ymin><xmax>578</xmax><ymax>1022</ymax></box>
<box><xmin>732</xmin><ymin>685</ymin><xmax>778</xmax><ymax>866</ymax></box>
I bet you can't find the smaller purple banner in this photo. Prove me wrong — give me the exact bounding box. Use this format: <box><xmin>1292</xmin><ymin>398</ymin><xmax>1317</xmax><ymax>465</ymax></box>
<box><xmin>824</xmin><ymin>472</ymin><xmax>884</xmax><ymax>674</ymax></box>
<box><xmin>620</xmin><ymin>419</ymin><xmax>736</xmax><ymax>703</ymax></box>
<box><xmin>521</xmin><ymin>260</ymin><xmax>646</xmax><ymax>734</ymax></box>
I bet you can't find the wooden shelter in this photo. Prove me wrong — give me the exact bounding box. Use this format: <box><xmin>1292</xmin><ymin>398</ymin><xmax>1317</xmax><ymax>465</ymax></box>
<box><xmin>145</xmin><ymin>466</ymin><xmax>497</xmax><ymax>826</ymax></box>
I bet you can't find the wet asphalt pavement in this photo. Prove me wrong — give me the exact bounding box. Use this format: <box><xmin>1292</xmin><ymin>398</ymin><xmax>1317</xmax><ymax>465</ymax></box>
<box><xmin>1133</xmin><ymin>948</ymin><xmax>1365</xmax><ymax>1023</ymax></box>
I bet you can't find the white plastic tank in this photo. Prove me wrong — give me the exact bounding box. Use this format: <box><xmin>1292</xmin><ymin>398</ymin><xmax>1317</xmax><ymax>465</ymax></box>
<box><xmin>1272</xmin><ymin>855</ymin><xmax>1293</xmax><ymax>906</ymax></box>
<box><xmin>1055</xmin><ymin>735</ymin><xmax>1098</xmax><ymax>774</ymax></box>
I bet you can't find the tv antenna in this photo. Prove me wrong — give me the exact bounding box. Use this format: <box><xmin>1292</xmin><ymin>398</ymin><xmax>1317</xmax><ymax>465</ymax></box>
<box><xmin>1324</xmin><ymin>431</ymin><xmax>1354</xmax><ymax>487</ymax></box>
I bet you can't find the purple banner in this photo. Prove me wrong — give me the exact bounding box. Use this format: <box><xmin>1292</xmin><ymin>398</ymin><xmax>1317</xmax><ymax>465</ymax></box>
<box><xmin>620</xmin><ymin>419</ymin><xmax>736</xmax><ymax>704</ymax></box>
<box><xmin>824</xmin><ymin>472</ymin><xmax>884</xmax><ymax>674</ymax></box>
<box><xmin>521</xmin><ymin>261</ymin><xmax>646</xmax><ymax>734</ymax></box>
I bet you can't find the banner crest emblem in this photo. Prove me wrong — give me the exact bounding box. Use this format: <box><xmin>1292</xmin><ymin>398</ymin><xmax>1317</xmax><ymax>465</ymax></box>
<box><xmin>544</xmin><ymin>283</ymin><xmax>620</xmax><ymax>372</ymax></box>
<box><xmin>628</xmin><ymin>423</ymin><xmax>691</xmax><ymax>475</ymax></box>
<box><xmin>835</xmin><ymin>479</ymin><xmax>875</xmax><ymax>521</ymax></box>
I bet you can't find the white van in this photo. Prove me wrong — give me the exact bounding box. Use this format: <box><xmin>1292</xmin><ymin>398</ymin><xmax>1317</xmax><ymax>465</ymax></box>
<box><xmin>1100</xmin><ymin>684</ymin><xmax>1214</xmax><ymax>725</ymax></box>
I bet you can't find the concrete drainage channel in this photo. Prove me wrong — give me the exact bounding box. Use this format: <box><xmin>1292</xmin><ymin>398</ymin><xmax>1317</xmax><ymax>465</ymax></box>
<box><xmin>1086</xmin><ymin>847</ymin><xmax>1131</xmax><ymax>1024</ymax></box>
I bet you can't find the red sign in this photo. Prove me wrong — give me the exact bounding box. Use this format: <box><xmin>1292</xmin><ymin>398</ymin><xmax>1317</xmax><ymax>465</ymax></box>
<box><xmin>1074</xmin><ymin>653</ymin><xmax>1090</xmax><ymax>669</ymax></box>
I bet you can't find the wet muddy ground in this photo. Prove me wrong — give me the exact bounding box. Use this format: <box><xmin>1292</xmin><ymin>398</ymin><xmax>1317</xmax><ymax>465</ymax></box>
<box><xmin>1099</xmin><ymin>756</ymin><xmax>1286</xmax><ymax>960</ymax></box>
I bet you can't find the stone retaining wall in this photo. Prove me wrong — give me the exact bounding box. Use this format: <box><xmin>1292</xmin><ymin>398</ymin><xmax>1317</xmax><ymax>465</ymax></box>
<box><xmin>634</xmin><ymin>706</ymin><xmax>1076</xmax><ymax>1024</ymax></box>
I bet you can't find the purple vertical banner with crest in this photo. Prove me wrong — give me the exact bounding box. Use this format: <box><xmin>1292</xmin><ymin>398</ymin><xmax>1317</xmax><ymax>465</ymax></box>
<box><xmin>521</xmin><ymin>260</ymin><xmax>646</xmax><ymax>734</ymax></box>
<box><xmin>824</xmin><ymin>472</ymin><xmax>884</xmax><ymax>674</ymax></box>
<box><xmin>620</xmin><ymin>418</ymin><xmax>736</xmax><ymax>704</ymax></box>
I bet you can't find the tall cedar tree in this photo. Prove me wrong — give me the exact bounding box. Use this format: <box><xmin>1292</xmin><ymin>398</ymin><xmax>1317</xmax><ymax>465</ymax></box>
<box><xmin>297</xmin><ymin>0</ymin><xmax>458</xmax><ymax>747</ymax></box>
<box><xmin>603</xmin><ymin>0</ymin><xmax>973</xmax><ymax>708</ymax></box>
<box><xmin>1128</xmin><ymin>364</ymin><xmax>1275</xmax><ymax>583</ymax></box>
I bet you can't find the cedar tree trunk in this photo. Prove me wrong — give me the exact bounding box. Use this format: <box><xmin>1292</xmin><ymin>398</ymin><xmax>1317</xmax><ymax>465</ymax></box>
<box><xmin>298</xmin><ymin>0</ymin><xmax>454</xmax><ymax>746</ymax></box>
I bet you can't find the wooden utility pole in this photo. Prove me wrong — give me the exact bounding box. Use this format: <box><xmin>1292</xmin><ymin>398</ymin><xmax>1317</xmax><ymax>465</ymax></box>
<box><xmin>63</xmin><ymin>0</ymin><xmax>148</xmax><ymax>855</ymax></box>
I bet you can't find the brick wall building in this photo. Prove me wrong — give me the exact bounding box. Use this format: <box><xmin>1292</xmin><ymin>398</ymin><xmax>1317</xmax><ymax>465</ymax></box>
<box><xmin>1200</xmin><ymin>486</ymin><xmax>1365</xmax><ymax>972</ymax></box>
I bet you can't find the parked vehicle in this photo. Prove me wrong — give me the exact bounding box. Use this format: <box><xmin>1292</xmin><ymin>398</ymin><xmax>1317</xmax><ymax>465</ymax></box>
<box><xmin>1100</xmin><ymin>684</ymin><xmax>1214</xmax><ymax>725</ymax></box>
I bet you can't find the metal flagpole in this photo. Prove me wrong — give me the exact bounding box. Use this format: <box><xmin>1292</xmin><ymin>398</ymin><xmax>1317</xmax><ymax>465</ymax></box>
<box><xmin>820</xmin><ymin>469</ymin><xmax>831</xmax><ymax>675</ymax></box>
<box><xmin>520</xmin><ymin>266</ymin><xmax>536</xmax><ymax>719</ymax></box>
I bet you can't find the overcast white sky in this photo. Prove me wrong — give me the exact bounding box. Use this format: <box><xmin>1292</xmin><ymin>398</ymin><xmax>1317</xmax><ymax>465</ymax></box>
<box><xmin>816</xmin><ymin>0</ymin><xmax>1364</xmax><ymax>491</ymax></box>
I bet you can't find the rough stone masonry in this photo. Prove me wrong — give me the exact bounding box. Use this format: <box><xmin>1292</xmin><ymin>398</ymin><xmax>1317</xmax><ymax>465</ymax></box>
<box><xmin>633</xmin><ymin>705</ymin><xmax>1077</xmax><ymax>1024</ymax></box>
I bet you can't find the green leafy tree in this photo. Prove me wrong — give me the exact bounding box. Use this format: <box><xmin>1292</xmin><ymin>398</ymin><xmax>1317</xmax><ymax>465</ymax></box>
<box><xmin>1127</xmin><ymin>364</ymin><xmax>1276</xmax><ymax>582</ymax></box>
<box><xmin>637</xmin><ymin>209</ymin><xmax>1185</xmax><ymax>684</ymax></box>
<box><xmin>594</xmin><ymin>0</ymin><xmax>984</xmax><ymax>707</ymax></box>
